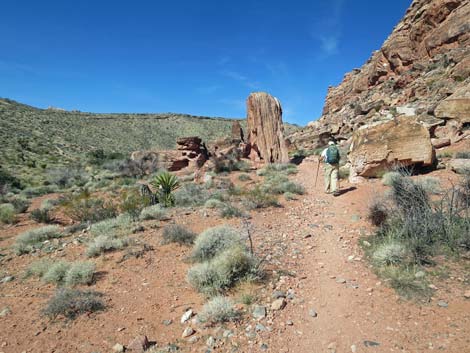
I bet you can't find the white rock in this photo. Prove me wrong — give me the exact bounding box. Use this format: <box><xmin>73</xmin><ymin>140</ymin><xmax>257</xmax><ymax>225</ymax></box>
<box><xmin>181</xmin><ymin>309</ymin><xmax>193</xmax><ymax>323</ymax></box>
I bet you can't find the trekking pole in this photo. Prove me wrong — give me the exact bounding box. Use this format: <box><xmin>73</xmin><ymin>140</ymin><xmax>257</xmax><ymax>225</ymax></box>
<box><xmin>314</xmin><ymin>156</ymin><xmax>321</xmax><ymax>187</ymax></box>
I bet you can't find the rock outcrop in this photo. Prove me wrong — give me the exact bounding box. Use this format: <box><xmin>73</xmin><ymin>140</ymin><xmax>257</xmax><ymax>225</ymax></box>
<box><xmin>246</xmin><ymin>92</ymin><xmax>289</xmax><ymax>163</ymax></box>
<box><xmin>289</xmin><ymin>0</ymin><xmax>470</xmax><ymax>160</ymax></box>
<box><xmin>349</xmin><ymin>117</ymin><xmax>435</xmax><ymax>180</ymax></box>
<box><xmin>131</xmin><ymin>137</ymin><xmax>208</xmax><ymax>174</ymax></box>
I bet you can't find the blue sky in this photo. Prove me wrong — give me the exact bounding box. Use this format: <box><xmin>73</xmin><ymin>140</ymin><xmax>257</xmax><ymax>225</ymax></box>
<box><xmin>0</xmin><ymin>0</ymin><xmax>411</xmax><ymax>125</ymax></box>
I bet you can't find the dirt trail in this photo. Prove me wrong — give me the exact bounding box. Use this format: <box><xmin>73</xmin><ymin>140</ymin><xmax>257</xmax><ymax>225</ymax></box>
<box><xmin>248</xmin><ymin>159</ymin><xmax>470</xmax><ymax>353</ymax></box>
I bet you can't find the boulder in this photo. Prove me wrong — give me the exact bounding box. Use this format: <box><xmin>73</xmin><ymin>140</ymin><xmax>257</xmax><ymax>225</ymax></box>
<box><xmin>349</xmin><ymin>117</ymin><xmax>435</xmax><ymax>178</ymax></box>
<box><xmin>431</xmin><ymin>138</ymin><xmax>451</xmax><ymax>149</ymax></box>
<box><xmin>246</xmin><ymin>92</ymin><xmax>289</xmax><ymax>163</ymax></box>
<box><xmin>448</xmin><ymin>159</ymin><xmax>470</xmax><ymax>174</ymax></box>
<box><xmin>231</xmin><ymin>120</ymin><xmax>244</xmax><ymax>141</ymax></box>
<box><xmin>435</xmin><ymin>85</ymin><xmax>470</xmax><ymax>123</ymax></box>
<box><xmin>127</xmin><ymin>335</ymin><xmax>150</xmax><ymax>352</ymax></box>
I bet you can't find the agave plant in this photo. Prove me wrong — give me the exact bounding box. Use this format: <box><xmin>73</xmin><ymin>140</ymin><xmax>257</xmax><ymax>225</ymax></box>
<box><xmin>151</xmin><ymin>172</ymin><xmax>180</xmax><ymax>207</ymax></box>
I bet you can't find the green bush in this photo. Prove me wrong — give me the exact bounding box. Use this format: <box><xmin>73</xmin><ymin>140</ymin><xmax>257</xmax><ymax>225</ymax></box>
<box><xmin>120</xmin><ymin>189</ymin><xmax>150</xmax><ymax>220</ymax></box>
<box><xmin>416</xmin><ymin>177</ymin><xmax>441</xmax><ymax>195</ymax></box>
<box><xmin>188</xmin><ymin>246</ymin><xmax>260</xmax><ymax>295</ymax></box>
<box><xmin>244</xmin><ymin>187</ymin><xmax>280</xmax><ymax>209</ymax></box>
<box><xmin>199</xmin><ymin>296</ymin><xmax>240</xmax><ymax>324</ymax></box>
<box><xmin>42</xmin><ymin>288</ymin><xmax>105</xmax><ymax>320</ymax></box>
<box><xmin>238</xmin><ymin>174</ymin><xmax>251</xmax><ymax>181</ymax></box>
<box><xmin>42</xmin><ymin>261</ymin><xmax>71</xmax><ymax>285</ymax></box>
<box><xmin>30</xmin><ymin>206</ymin><xmax>53</xmax><ymax>223</ymax></box>
<box><xmin>139</xmin><ymin>204</ymin><xmax>167</xmax><ymax>221</ymax></box>
<box><xmin>174</xmin><ymin>183</ymin><xmax>212</xmax><ymax>207</ymax></box>
<box><xmin>455</xmin><ymin>151</ymin><xmax>470</xmax><ymax>159</ymax></box>
<box><xmin>257</xmin><ymin>163</ymin><xmax>297</xmax><ymax>176</ymax></box>
<box><xmin>191</xmin><ymin>225</ymin><xmax>245</xmax><ymax>262</ymax></box>
<box><xmin>64</xmin><ymin>261</ymin><xmax>96</xmax><ymax>286</ymax></box>
<box><xmin>204</xmin><ymin>198</ymin><xmax>225</xmax><ymax>209</ymax></box>
<box><xmin>381</xmin><ymin>171</ymin><xmax>402</xmax><ymax>186</ymax></box>
<box><xmin>86</xmin><ymin>235</ymin><xmax>129</xmax><ymax>257</ymax></box>
<box><xmin>284</xmin><ymin>192</ymin><xmax>297</xmax><ymax>201</ymax></box>
<box><xmin>262</xmin><ymin>174</ymin><xmax>304</xmax><ymax>195</ymax></box>
<box><xmin>0</xmin><ymin>203</ymin><xmax>16</xmax><ymax>224</ymax></box>
<box><xmin>372</xmin><ymin>240</ymin><xmax>411</xmax><ymax>266</ymax></box>
<box><xmin>86</xmin><ymin>215</ymin><xmax>132</xmax><ymax>257</ymax></box>
<box><xmin>25</xmin><ymin>259</ymin><xmax>54</xmax><ymax>278</ymax></box>
<box><xmin>162</xmin><ymin>224</ymin><xmax>196</xmax><ymax>245</ymax></box>
<box><xmin>14</xmin><ymin>225</ymin><xmax>64</xmax><ymax>255</ymax></box>
<box><xmin>219</xmin><ymin>204</ymin><xmax>245</xmax><ymax>218</ymax></box>
<box><xmin>9</xmin><ymin>196</ymin><xmax>30</xmax><ymax>213</ymax></box>
<box><xmin>21</xmin><ymin>185</ymin><xmax>58</xmax><ymax>198</ymax></box>
<box><xmin>378</xmin><ymin>266</ymin><xmax>430</xmax><ymax>299</ymax></box>
<box><xmin>61</xmin><ymin>192</ymin><xmax>117</xmax><ymax>223</ymax></box>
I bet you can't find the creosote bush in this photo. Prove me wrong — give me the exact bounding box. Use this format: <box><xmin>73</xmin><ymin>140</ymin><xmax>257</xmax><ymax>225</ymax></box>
<box><xmin>191</xmin><ymin>225</ymin><xmax>244</xmax><ymax>262</ymax></box>
<box><xmin>14</xmin><ymin>225</ymin><xmax>64</xmax><ymax>255</ymax></box>
<box><xmin>162</xmin><ymin>224</ymin><xmax>196</xmax><ymax>245</ymax></box>
<box><xmin>27</xmin><ymin>259</ymin><xmax>96</xmax><ymax>286</ymax></box>
<box><xmin>199</xmin><ymin>296</ymin><xmax>240</xmax><ymax>324</ymax></box>
<box><xmin>61</xmin><ymin>191</ymin><xmax>117</xmax><ymax>223</ymax></box>
<box><xmin>139</xmin><ymin>204</ymin><xmax>167</xmax><ymax>221</ymax></box>
<box><xmin>243</xmin><ymin>187</ymin><xmax>280</xmax><ymax>209</ymax></box>
<box><xmin>219</xmin><ymin>203</ymin><xmax>245</xmax><ymax>218</ymax></box>
<box><xmin>0</xmin><ymin>203</ymin><xmax>16</xmax><ymax>224</ymax></box>
<box><xmin>42</xmin><ymin>288</ymin><xmax>105</xmax><ymax>320</ymax></box>
<box><xmin>174</xmin><ymin>183</ymin><xmax>212</xmax><ymax>207</ymax></box>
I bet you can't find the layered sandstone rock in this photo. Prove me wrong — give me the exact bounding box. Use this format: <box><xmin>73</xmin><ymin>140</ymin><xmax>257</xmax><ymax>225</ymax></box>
<box><xmin>289</xmin><ymin>0</ymin><xmax>470</xmax><ymax>155</ymax></box>
<box><xmin>246</xmin><ymin>92</ymin><xmax>289</xmax><ymax>163</ymax></box>
<box><xmin>349</xmin><ymin>117</ymin><xmax>435</xmax><ymax>179</ymax></box>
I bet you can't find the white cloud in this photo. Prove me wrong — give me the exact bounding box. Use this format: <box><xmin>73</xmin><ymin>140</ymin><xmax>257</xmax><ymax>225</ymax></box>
<box><xmin>310</xmin><ymin>0</ymin><xmax>344</xmax><ymax>57</ymax></box>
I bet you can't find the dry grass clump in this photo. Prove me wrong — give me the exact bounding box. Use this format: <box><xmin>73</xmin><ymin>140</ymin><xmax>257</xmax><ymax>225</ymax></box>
<box><xmin>219</xmin><ymin>203</ymin><xmax>245</xmax><ymax>218</ymax></box>
<box><xmin>381</xmin><ymin>171</ymin><xmax>402</xmax><ymax>186</ymax></box>
<box><xmin>14</xmin><ymin>225</ymin><xmax>64</xmax><ymax>255</ymax></box>
<box><xmin>174</xmin><ymin>183</ymin><xmax>212</xmax><ymax>207</ymax></box>
<box><xmin>243</xmin><ymin>187</ymin><xmax>280</xmax><ymax>209</ymax></box>
<box><xmin>27</xmin><ymin>259</ymin><xmax>95</xmax><ymax>286</ymax></box>
<box><xmin>191</xmin><ymin>225</ymin><xmax>244</xmax><ymax>262</ymax></box>
<box><xmin>198</xmin><ymin>296</ymin><xmax>240</xmax><ymax>324</ymax></box>
<box><xmin>42</xmin><ymin>288</ymin><xmax>105</xmax><ymax>320</ymax></box>
<box><xmin>367</xmin><ymin>198</ymin><xmax>389</xmax><ymax>227</ymax></box>
<box><xmin>372</xmin><ymin>240</ymin><xmax>411</xmax><ymax>266</ymax></box>
<box><xmin>187</xmin><ymin>246</ymin><xmax>260</xmax><ymax>295</ymax></box>
<box><xmin>0</xmin><ymin>203</ymin><xmax>15</xmax><ymax>224</ymax></box>
<box><xmin>139</xmin><ymin>204</ymin><xmax>167</xmax><ymax>221</ymax></box>
<box><xmin>204</xmin><ymin>198</ymin><xmax>224</xmax><ymax>209</ymax></box>
<box><xmin>86</xmin><ymin>215</ymin><xmax>132</xmax><ymax>257</ymax></box>
<box><xmin>162</xmin><ymin>224</ymin><xmax>196</xmax><ymax>245</ymax></box>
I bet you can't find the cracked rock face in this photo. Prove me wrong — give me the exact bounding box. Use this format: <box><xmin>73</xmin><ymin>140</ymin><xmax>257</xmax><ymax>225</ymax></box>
<box><xmin>246</xmin><ymin>92</ymin><xmax>289</xmax><ymax>164</ymax></box>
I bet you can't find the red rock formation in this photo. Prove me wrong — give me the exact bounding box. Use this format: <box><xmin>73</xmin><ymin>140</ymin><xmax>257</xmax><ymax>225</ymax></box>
<box><xmin>246</xmin><ymin>92</ymin><xmax>289</xmax><ymax>164</ymax></box>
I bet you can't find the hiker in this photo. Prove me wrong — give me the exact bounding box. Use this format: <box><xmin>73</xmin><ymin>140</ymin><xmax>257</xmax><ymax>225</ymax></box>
<box><xmin>320</xmin><ymin>140</ymin><xmax>340</xmax><ymax>196</ymax></box>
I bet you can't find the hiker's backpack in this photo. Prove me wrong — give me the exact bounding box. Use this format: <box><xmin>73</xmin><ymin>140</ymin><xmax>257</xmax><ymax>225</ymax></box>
<box><xmin>326</xmin><ymin>145</ymin><xmax>340</xmax><ymax>164</ymax></box>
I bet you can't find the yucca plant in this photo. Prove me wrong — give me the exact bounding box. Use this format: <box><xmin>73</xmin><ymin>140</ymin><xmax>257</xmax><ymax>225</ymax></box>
<box><xmin>152</xmin><ymin>172</ymin><xmax>180</xmax><ymax>207</ymax></box>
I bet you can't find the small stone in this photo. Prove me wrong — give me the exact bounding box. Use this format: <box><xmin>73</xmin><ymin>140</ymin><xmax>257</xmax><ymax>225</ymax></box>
<box><xmin>162</xmin><ymin>319</ymin><xmax>172</xmax><ymax>326</ymax></box>
<box><xmin>260</xmin><ymin>343</ymin><xmax>269</xmax><ymax>350</ymax></box>
<box><xmin>437</xmin><ymin>300</ymin><xmax>448</xmax><ymax>308</ymax></box>
<box><xmin>182</xmin><ymin>327</ymin><xmax>195</xmax><ymax>338</ymax></box>
<box><xmin>271</xmin><ymin>298</ymin><xmax>287</xmax><ymax>311</ymax></box>
<box><xmin>364</xmin><ymin>341</ymin><xmax>380</xmax><ymax>347</ymax></box>
<box><xmin>362</xmin><ymin>241</ymin><xmax>371</xmax><ymax>247</ymax></box>
<box><xmin>127</xmin><ymin>336</ymin><xmax>150</xmax><ymax>353</ymax></box>
<box><xmin>309</xmin><ymin>309</ymin><xmax>318</xmax><ymax>318</ymax></box>
<box><xmin>351</xmin><ymin>344</ymin><xmax>357</xmax><ymax>353</ymax></box>
<box><xmin>336</xmin><ymin>278</ymin><xmax>347</xmax><ymax>284</ymax></box>
<box><xmin>0</xmin><ymin>276</ymin><xmax>14</xmax><ymax>283</ymax></box>
<box><xmin>188</xmin><ymin>336</ymin><xmax>199</xmax><ymax>344</ymax></box>
<box><xmin>351</xmin><ymin>215</ymin><xmax>360</xmax><ymax>222</ymax></box>
<box><xmin>223</xmin><ymin>330</ymin><xmax>233</xmax><ymax>338</ymax></box>
<box><xmin>328</xmin><ymin>342</ymin><xmax>337</xmax><ymax>351</ymax></box>
<box><xmin>117</xmin><ymin>327</ymin><xmax>125</xmax><ymax>332</ymax></box>
<box><xmin>415</xmin><ymin>271</ymin><xmax>425</xmax><ymax>278</ymax></box>
<box><xmin>0</xmin><ymin>307</ymin><xmax>11</xmax><ymax>317</ymax></box>
<box><xmin>464</xmin><ymin>290</ymin><xmax>470</xmax><ymax>299</ymax></box>
<box><xmin>272</xmin><ymin>290</ymin><xmax>286</xmax><ymax>299</ymax></box>
<box><xmin>286</xmin><ymin>320</ymin><xmax>294</xmax><ymax>326</ymax></box>
<box><xmin>347</xmin><ymin>255</ymin><xmax>355</xmax><ymax>262</ymax></box>
<box><xmin>252</xmin><ymin>305</ymin><xmax>267</xmax><ymax>319</ymax></box>
<box><xmin>206</xmin><ymin>336</ymin><xmax>215</xmax><ymax>347</ymax></box>
<box><xmin>255</xmin><ymin>323</ymin><xmax>267</xmax><ymax>331</ymax></box>
<box><xmin>181</xmin><ymin>309</ymin><xmax>193</xmax><ymax>323</ymax></box>
<box><xmin>112</xmin><ymin>343</ymin><xmax>125</xmax><ymax>353</ymax></box>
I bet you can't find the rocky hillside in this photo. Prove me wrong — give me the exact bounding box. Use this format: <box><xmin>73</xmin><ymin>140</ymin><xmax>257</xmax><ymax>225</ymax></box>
<box><xmin>290</xmin><ymin>0</ymin><xmax>469</xmax><ymax>150</ymax></box>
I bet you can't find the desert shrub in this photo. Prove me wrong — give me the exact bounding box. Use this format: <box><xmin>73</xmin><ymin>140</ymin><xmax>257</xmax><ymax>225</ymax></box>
<box><xmin>382</xmin><ymin>171</ymin><xmax>402</xmax><ymax>186</ymax></box>
<box><xmin>0</xmin><ymin>168</ymin><xmax>22</xmax><ymax>192</ymax></box>
<box><xmin>368</xmin><ymin>199</ymin><xmax>389</xmax><ymax>227</ymax></box>
<box><xmin>204</xmin><ymin>198</ymin><xmax>224</xmax><ymax>209</ymax></box>
<box><xmin>120</xmin><ymin>189</ymin><xmax>150</xmax><ymax>220</ymax></box>
<box><xmin>9</xmin><ymin>196</ymin><xmax>30</xmax><ymax>213</ymax></box>
<box><xmin>21</xmin><ymin>185</ymin><xmax>58</xmax><ymax>198</ymax></box>
<box><xmin>162</xmin><ymin>224</ymin><xmax>196</xmax><ymax>245</ymax></box>
<box><xmin>378</xmin><ymin>266</ymin><xmax>430</xmax><ymax>299</ymax></box>
<box><xmin>262</xmin><ymin>174</ymin><xmax>304</xmax><ymax>195</ymax></box>
<box><xmin>42</xmin><ymin>261</ymin><xmax>71</xmax><ymax>285</ymax></box>
<box><xmin>47</xmin><ymin>167</ymin><xmax>88</xmax><ymax>189</ymax></box>
<box><xmin>455</xmin><ymin>151</ymin><xmax>470</xmax><ymax>159</ymax></box>
<box><xmin>25</xmin><ymin>259</ymin><xmax>53</xmax><ymax>278</ymax></box>
<box><xmin>257</xmin><ymin>163</ymin><xmax>297</xmax><ymax>176</ymax></box>
<box><xmin>14</xmin><ymin>225</ymin><xmax>64</xmax><ymax>255</ymax></box>
<box><xmin>42</xmin><ymin>288</ymin><xmax>105</xmax><ymax>319</ymax></box>
<box><xmin>372</xmin><ymin>240</ymin><xmax>411</xmax><ymax>266</ymax></box>
<box><xmin>0</xmin><ymin>203</ymin><xmax>15</xmax><ymax>224</ymax></box>
<box><xmin>238</xmin><ymin>174</ymin><xmax>251</xmax><ymax>181</ymax></box>
<box><xmin>416</xmin><ymin>177</ymin><xmax>441</xmax><ymax>194</ymax></box>
<box><xmin>219</xmin><ymin>204</ymin><xmax>245</xmax><ymax>218</ymax></box>
<box><xmin>61</xmin><ymin>191</ymin><xmax>117</xmax><ymax>223</ymax></box>
<box><xmin>139</xmin><ymin>204</ymin><xmax>167</xmax><ymax>221</ymax></box>
<box><xmin>30</xmin><ymin>205</ymin><xmax>53</xmax><ymax>223</ymax></box>
<box><xmin>284</xmin><ymin>192</ymin><xmax>297</xmax><ymax>201</ymax></box>
<box><xmin>188</xmin><ymin>246</ymin><xmax>260</xmax><ymax>295</ymax></box>
<box><xmin>86</xmin><ymin>149</ymin><xmax>124</xmax><ymax>166</ymax></box>
<box><xmin>192</xmin><ymin>225</ymin><xmax>245</xmax><ymax>262</ymax></box>
<box><xmin>174</xmin><ymin>183</ymin><xmax>212</xmax><ymax>207</ymax></box>
<box><xmin>86</xmin><ymin>235</ymin><xmax>129</xmax><ymax>257</ymax></box>
<box><xmin>211</xmin><ymin>153</ymin><xmax>249</xmax><ymax>174</ymax></box>
<box><xmin>64</xmin><ymin>262</ymin><xmax>96</xmax><ymax>286</ymax></box>
<box><xmin>199</xmin><ymin>296</ymin><xmax>240</xmax><ymax>324</ymax></box>
<box><xmin>243</xmin><ymin>187</ymin><xmax>279</xmax><ymax>209</ymax></box>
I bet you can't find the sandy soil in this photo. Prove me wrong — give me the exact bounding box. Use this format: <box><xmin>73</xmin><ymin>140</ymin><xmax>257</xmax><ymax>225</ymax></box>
<box><xmin>0</xmin><ymin>160</ymin><xmax>469</xmax><ymax>353</ymax></box>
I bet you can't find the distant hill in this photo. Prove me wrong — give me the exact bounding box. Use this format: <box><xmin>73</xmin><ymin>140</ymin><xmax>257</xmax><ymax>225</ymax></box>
<box><xmin>0</xmin><ymin>98</ymin><xmax>299</xmax><ymax>185</ymax></box>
